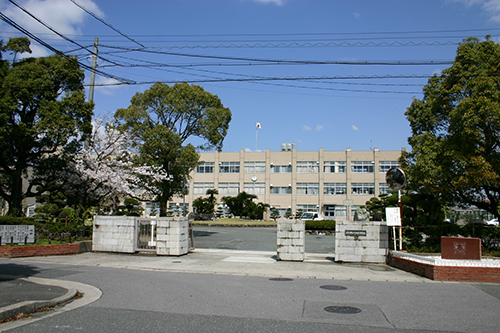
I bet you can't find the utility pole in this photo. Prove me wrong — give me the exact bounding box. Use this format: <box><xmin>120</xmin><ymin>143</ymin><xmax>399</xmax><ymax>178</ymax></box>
<box><xmin>88</xmin><ymin>37</ymin><xmax>98</xmax><ymax>103</ymax></box>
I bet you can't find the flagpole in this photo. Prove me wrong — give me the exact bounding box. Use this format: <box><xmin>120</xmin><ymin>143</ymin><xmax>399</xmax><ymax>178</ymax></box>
<box><xmin>255</xmin><ymin>122</ymin><xmax>261</xmax><ymax>151</ymax></box>
<box><xmin>255</xmin><ymin>126</ymin><xmax>258</xmax><ymax>151</ymax></box>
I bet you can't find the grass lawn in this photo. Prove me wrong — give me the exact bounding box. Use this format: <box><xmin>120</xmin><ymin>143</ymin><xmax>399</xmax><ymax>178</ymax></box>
<box><xmin>191</xmin><ymin>218</ymin><xmax>277</xmax><ymax>226</ymax></box>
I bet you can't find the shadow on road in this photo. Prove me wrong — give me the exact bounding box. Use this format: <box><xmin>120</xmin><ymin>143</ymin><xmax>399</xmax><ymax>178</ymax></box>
<box><xmin>0</xmin><ymin>263</ymin><xmax>40</xmax><ymax>280</ymax></box>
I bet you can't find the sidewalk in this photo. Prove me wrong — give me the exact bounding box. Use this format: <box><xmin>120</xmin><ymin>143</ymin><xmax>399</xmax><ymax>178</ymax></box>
<box><xmin>0</xmin><ymin>249</ymin><xmax>433</xmax><ymax>323</ymax></box>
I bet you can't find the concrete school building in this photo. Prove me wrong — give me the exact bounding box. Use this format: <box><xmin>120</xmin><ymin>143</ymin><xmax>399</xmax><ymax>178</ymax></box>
<box><xmin>164</xmin><ymin>145</ymin><xmax>403</xmax><ymax>221</ymax></box>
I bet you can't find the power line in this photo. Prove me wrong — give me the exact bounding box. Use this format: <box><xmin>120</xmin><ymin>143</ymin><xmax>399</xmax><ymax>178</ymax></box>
<box><xmin>98</xmin><ymin>44</ymin><xmax>454</xmax><ymax>66</ymax></box>
<box><xmin>69</xmin><ymin>0</ymin><xmax>145</xmax><ymax>48</ymax></box>
<box><xmin>0</xmin><ymin>11</ymin><xmax>134</xmax><ymax>84</ymax></box>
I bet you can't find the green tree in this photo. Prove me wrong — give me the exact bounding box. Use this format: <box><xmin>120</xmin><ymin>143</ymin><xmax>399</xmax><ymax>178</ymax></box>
<box><xmin>270</xmin><ymin>208</ymin><xmax>280</xmax><ymax>221</ymax></box>
<box><xmin>192</xmin><ymin>189</ymin><xmax>218</xmax><ymax>215</ymax></box>
<box><xmin>221</xmin><ymin>191</ymin><xmax>269</xmax><ymax>219</ymax></box>
<box><xmin>403</xmin><ymin>37</ymin><xmax>500</xmax><ymax>219</ymax></box>
<box><xmin>0</xmin><ymin>38</ymin><xmax>93</xmax><ymax>216</ymax></box>
<box><xmin>115</xmin><ymin>82</ymin><xmax>231</xmax><ymax>215</ymax></box>
<box><xmin>116</xmin><ymin>198</ymin><xmax>144</xmax><ymax>216</ymax></box>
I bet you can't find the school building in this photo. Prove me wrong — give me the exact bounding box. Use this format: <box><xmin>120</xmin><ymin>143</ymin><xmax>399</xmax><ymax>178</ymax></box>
<box><xmin>163</xmin><ymin>145</ymin><xmax>403</xmax><ymax>221</ymax></box>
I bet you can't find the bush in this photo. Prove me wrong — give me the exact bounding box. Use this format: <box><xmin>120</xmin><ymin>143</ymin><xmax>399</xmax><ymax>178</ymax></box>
<box><xmin>0</xmin><ymin>216</ymin><xmax>33</xmax><ymax>225</ymax></box>
<box><xmin>305</xmin><ymin>220</ymin><xmax>336</xmax><ymax>230</ymax></box>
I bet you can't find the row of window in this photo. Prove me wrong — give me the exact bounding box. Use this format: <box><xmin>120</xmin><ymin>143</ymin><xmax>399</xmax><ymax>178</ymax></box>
<box><xmin>156</xmin><ymin>202</ymin><xmax>358</xmax><ymax>219</ymax></box>
<box><xmin>197</xmin><ymin>161</ymin><xmax>398</xmax><ymax>174</ymax></box>
<box><xmin>194</xmin><ymin>182</ymin><xmax>391</xmax><ymax>195</ymax></box>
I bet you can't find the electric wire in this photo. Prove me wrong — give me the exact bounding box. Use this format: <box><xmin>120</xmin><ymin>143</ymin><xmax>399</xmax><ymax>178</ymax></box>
<box><xmin>0</xmin><ymin>11</ymin><xmax>134</xmax><ymax>84</ymax></box>
<box><xmin>69</xmin><ymin>0</ymin><xmax>145</xmax><ymax>48</ymax></box>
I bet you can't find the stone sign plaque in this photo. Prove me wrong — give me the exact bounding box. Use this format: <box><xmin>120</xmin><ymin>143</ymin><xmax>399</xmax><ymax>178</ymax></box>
<box><xmin>345</xmin><ymin>230</ymin><xmax>367</xmax><ymax>237</ymax></box>
<box><xmin>441</xmin><ymin>236</ymin><xmax>481</xmax><ymax>260</ymax></box>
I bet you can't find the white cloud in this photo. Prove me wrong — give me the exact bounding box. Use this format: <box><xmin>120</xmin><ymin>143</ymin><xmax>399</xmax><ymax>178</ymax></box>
<box><xmin>316</xmin><ymin>125</ymin><xmax>324</xmax><ymax>131</ymax></box>
<box><xmin>353</xmin><ymin>12</ymin><xmax>361</xmax><ymax>18</ymax></box>
<box><xmin>1</xmin><ymin>0</ymin><xmax>103</xmax><ymax>57</ymax></box>
<box><xmin>352</xmin><ymin>125</ymin><xmax>359</xmax><ymax>131</ymax></box>
<box><xmin>250</xmin><ymin>0</ymin><xmax>288</xmax><ymax>5</ymax></box>
<box><xmin>94</xmin><ymin>76</ymin><xmax>123</xmax><ymax>96</ymax></box>
<box><xmin>452</xmin><ymin>0</ymin><xmax>500</xmax><ymax>22</ymax></box>
<box><xmin>302</xmin><ymin>125</ymin><xmax>312</xmax><ymax>131</ymax></box>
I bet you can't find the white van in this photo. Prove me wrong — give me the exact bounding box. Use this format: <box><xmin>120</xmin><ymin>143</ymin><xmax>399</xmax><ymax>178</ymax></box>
<box><xmin>299</xmin><ymin>212</ymin><xmax>324</xmax><ymax>220</ymax></box>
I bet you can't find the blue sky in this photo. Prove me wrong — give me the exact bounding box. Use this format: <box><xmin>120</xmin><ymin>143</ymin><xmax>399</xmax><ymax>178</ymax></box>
<box><xmin>1</xmin><ymin>0</ymin><xmax>499</xmax><ymax>153</ymax></box>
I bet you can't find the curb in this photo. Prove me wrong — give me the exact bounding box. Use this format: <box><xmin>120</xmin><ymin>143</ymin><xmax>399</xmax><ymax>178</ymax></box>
<box><xmin>0</xmin><ymin>277</ymin><xmax>102</xmax><ymax>331</ymax></box>
<box><xmin>0</xmin><ymin>278</ymin><xmax>77</xmax><ymax>321</ymax></box>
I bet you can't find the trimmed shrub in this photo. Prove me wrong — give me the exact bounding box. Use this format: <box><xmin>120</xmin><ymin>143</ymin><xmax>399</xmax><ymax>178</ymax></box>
<box><xmin>0</xmin><ymin>216</ymin><xmax>33</xmax><ymax>225</ymax></box>
<box><xmin>305</xmin><ymin>220</ymin><xmax>336</xmax><ymax>230</ymax></box>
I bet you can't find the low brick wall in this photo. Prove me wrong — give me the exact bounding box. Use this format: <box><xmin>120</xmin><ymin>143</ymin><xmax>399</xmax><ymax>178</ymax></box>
<box><xmin>0</xmin><ymin>242</ymin><xmax>89</xmax><ymax>258</ymax></box>
<box><xmin>389</xmin><ymin>253</ymin><xmax>500</xmax><ymax>283</ymax></box>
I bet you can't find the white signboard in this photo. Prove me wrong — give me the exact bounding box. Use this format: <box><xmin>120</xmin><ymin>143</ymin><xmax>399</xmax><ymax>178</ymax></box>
<box><xmin>0</xmin><ymin>225</ymin><xmax>35</xmax><ymax>245</ymax></box>
<box><xmin>385</xmin><ymin>207</ymin><xmax>401</xmax><ymax>226</ymax></box>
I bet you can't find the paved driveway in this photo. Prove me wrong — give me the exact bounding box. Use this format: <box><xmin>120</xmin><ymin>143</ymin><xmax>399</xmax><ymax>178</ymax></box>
<box><xmin>193</xmin><ymin>226</ymin><xmax>335</xmax><ymax>253</ymax></box>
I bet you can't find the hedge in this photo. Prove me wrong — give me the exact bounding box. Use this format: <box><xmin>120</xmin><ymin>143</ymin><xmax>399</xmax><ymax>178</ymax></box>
<box><xmin>305</xmin><ymin>220</ymin><xmax>336</xmax><ymax>230</ymax></box>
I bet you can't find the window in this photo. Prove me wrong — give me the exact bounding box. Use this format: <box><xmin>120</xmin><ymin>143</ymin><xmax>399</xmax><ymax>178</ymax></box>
<box><xmin>196</xmin><ymin>162</ymin><xmax>214</xmax><ymax>173</ymax></box>
<box><xmin>244</xmin><ymin>161</ymin><xmax>266</xmax><ymax>174</ymax></box>
<box><xmin>296</xmin><ymin>183</ymin><xmax>319</xmax><ymax>195</ymax></box>
<box><xmin>193</xmin><ymin>182</ymin><xmax>214</xmax><ymax>195</ymax></box>
<box><xmin>323</xmin><ymin>183</ymin><xmax>347</xmax><ymax>195</ymax></box>
<box><xmin>218</xmin><ymin>182</ymin><xmax>239</xmax><ymax>195</ymax></box>
<box><xmin>379</xmin><ymin>183</ymin><xmax>390</xmax><ymax>195</ymax></box>
<box><xmin>270</xmin><ymin>164</ymin><xmax>292</xmax><ymax>173</ymax></box>
<box><xmin>324</xmin><ymin>161</ymin><xmax>346</xmax><ymax>173</ymax></box>
<box><xmin>297</xmin><ymin>161</ymin><xmax>319</xmax><ymax>173</ymax></box>
<box><xmin>351</xmin><ymin>161</ymin><xmax>374</xmax><ymax>173</ymax></box>
<box><xmin>351</xmin><ymin>183</ymin><xmax>375</xmax><ymax>195</ymax></box>
<box><xmin>244</xmin><ymin>182</ymin><xmax>265</xmax><ymax>195</ymax></box>
<box><xmin>168</xmin><ymin>203</ymin><xmax>188</xmax><ymax>216</ymax></box>
<box><xmin>379</xmin><ymin>161</ymin><xmax>399</xmax><ymax>173</ymax></box>
<box><xmin>335</xmin><ymin>206</ymin><xmax>347</xmax><ymax>217</ymax></box>
<box><xmin>145</xmin><ymin>202</ymin><xmax>160</xmax><ymax>216</ymax></box>
<box><xmin>270</xmin><ymin>186</ymin><xmax>292</xmax><ymax>194</ymax></box>
<box><xmin>219</xmin><ymin>162</ymin><xmax>240</xmax><ymax>173</ymax></box>
<box><xmin>296</xmin><ymin>204</ymin><xmax>318</xmax><ymax>213</ymax></box>
<box><xmin>323</xmin><ymin>205</ymin><xmax>346</xmax><ymax>219</ymax></box>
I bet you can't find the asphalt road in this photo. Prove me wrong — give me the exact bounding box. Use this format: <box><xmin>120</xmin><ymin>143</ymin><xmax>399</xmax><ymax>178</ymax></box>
<box><xmin>192</xmin><ymin>226</ymin><xmax>335</xmax><ymax>253</ymax></box>
<box><xmin>3</xmin><ymin>259</ymin><xmax>500</xmax><ymax>333</ymax></box>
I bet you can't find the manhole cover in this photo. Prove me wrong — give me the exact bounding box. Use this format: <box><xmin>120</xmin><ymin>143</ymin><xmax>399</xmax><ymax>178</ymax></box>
<box><xmin>324</xmin><ymin>306</ymin><xmax>362</xmax><ymax>314</ymax></box>
<box><xmin>269</xmin><ymin>278</ymin><xmax>293</xmax><ymax>281</ymax></box>
<box><xmin>320</xmin><ymin>285</ymin><xmax>347</xmax><ymax>291</ymax></box>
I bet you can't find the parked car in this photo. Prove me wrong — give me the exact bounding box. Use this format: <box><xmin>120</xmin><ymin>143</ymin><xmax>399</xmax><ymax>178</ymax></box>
<box><xmin>299</xmin><ymin>212</ymin><xmax>324</xmax><ymax>221</ymax></box>
<box><xmin>484</xmin><ymin>218</ymin><xmax>499</xmax><ymax>226</ymax></box>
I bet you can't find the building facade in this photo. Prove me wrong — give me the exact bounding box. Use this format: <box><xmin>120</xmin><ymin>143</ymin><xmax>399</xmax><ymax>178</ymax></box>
<box><xmin>167</xmin><ymin>147</ymin><xmax>403</xmax><ymax>220</ymax></box>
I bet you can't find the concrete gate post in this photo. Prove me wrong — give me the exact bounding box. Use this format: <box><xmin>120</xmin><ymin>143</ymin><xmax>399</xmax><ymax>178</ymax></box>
<box><xmin>335</xmin><ymin>221</ymin><xmax>388</xmax><ymax>263</ymax></box>
<box><xmin>277</xmin><ymin>219</ymin><xmax>305</xmax><ymax>261</ymax></box>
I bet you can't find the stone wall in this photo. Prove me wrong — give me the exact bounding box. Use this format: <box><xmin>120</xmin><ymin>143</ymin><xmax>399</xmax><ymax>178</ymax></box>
<box><xmin>335</xmin><ymin>221</ymin><xmax>388</xmax><ymax>263</ymax></box>
<box><xmin>156</xmin><ymin>218</ymin><xmax>189</xmax><ymax>256</ymax></box>
<box><xmin>92</xmin><ymin>216</ymin><xmax>190</xmax><ymax>256</ymax></box>
<box><xmin>277</xmin><ymin>219</ymin><xmax>305</xmax><ymax>261</ymax></box>
<box><xmin>92</xmin><ymin>216</ymin><xmax>136</xmax><ymax>253</ymax></box>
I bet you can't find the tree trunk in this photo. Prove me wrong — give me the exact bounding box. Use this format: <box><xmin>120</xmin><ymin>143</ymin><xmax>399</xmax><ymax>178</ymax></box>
<box><xmin>7</xmin><ymin>172</ymin><xmax>24</xmax><ymax>217</ymax></box>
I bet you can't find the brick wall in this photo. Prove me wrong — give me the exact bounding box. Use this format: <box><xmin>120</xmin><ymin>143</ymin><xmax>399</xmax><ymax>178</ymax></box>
<box><xmin>0</xmin><ymin>243</ymin><xmax>81</xmax><ymax>258</ymax></box>
<box><xmin>390</xmin><ymin>254</ymin><xmax>500</xmax><ymax>283</ymax></box>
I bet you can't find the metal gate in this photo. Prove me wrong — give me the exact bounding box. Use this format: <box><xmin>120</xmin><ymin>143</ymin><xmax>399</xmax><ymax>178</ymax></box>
<box><xmin>135</xmin><ymin>218</ymin><xmax>157</xmax><ymax>252</ymax></box>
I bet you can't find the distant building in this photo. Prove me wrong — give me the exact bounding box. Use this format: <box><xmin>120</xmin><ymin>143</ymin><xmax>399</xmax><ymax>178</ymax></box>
<box><xmin>167</xmin><ymin>146</ymin><xmax>403</xmax><ymax>220</ymax></box>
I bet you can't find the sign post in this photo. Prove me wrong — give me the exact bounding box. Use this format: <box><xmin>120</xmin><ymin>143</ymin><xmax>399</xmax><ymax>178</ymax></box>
<box><xmin>385</xmin><ymin>167</ymin><xmax>406</xmax><ymax>251</ymax></box>
<box><xmin>386</xmin><ymin>207</ymin><xmax>402</xmax><ymax>250</ymax></box>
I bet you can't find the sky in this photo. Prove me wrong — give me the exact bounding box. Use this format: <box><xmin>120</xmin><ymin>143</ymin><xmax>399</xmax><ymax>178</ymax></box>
<box><xmin>1</xmin><ymin>0</ymin><xmax>499</xmax><ymax>153</ymax></box>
